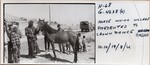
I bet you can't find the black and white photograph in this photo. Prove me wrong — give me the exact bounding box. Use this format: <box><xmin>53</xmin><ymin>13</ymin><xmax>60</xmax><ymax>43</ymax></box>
<box><xmin>3</xmin><ymin>3</ymin><xmax>95</xmax><ymax>64</ymax></box>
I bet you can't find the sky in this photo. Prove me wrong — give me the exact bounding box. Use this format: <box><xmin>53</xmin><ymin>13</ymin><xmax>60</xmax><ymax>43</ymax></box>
<box><xmin>5</xmin><ymin>4</ymin><xmax>94</xmax><ymax>25</ymax></box>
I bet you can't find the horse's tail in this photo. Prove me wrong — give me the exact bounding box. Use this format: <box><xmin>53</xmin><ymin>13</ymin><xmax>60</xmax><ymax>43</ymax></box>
<box><xmin>76</xmin><ymin>34</ymin><xmax>80</xmax><ymax>52</ymax></box>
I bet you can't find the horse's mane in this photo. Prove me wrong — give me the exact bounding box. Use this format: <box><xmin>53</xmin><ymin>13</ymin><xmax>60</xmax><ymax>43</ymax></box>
<box><xmin>43</xmin><ymin>22</ymin><xmax>57</xmax><ymax>34</ymax></box>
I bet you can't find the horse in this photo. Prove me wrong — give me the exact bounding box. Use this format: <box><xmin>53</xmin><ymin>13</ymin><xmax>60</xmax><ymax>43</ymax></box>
<box><xmin>42</xmin><ymin>22</ymin><xmax>66</xmax><ymax>53</ymax></box>
<box><xmin>43</xmin><ymin>31</ymin><xmax>66</xmax><ymax>53</ymax></box>
<box><xmin>36</xmin><ymin>19</ymin><xmax>79</xmax><ymax>63</ymax></box>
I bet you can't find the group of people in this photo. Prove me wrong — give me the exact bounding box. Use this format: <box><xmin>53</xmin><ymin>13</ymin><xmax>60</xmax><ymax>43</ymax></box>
<box><xmin>78</xmin><ymin>33</ymin><xmax>87</xmax><ymax>52</ymax></box>
<box><xmin>4</xmin><ymin>20</ymin><xmax>40</xmax><ymax>63</ymax></box>
<box><xmin>4</xmin><ymin>21</ymin><xmax>22</xmax><ymax>63</ymax></box>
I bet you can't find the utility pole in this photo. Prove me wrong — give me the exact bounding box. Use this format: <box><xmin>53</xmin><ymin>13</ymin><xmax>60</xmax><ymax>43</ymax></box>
<box><xmin>49</xmin><ymin>5</ymin><xmax>51</xmax><ymax>25</ymax></box>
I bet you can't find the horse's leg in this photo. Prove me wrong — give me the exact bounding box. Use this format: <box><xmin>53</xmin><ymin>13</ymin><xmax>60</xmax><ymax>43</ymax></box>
<box><xmin>48</xmin><ymin>41</ymin><xmax>50</xmax><ymax>51</ymax></box>
<box><xmin>66</xmin><ymin>43</ymin><xmax>71</xmax><ymax>54</ymax></box>
<box><xmin>44</xmin><ymin>36</ymin><xmax>47</xmax><ymax>51</ymax></box>
<box><xmin>74</xmin><ymin>44</ymin><xmax>77</xmax><ymax>63</ymax></box>
<box><xmin>59</xmin><ymin>44</ymin><xmax>62</xmax><ymax>52</ymax></box>
<box><xmin>62</xmin><ymin>44</ymin><xmax>65</xmax><ymax>53</ymax></box>
<box><xmin>70</xmin><ymin>42</ymin><xmax>77</xmax><ymax>63</ymax></box>
<box><xmin>66</xmin><ymin>43</ymin><xmax>69</xmax><ymax>54</ymax></box>
<box><xmin>69</xmin><ymin>44</ymin><xmax>71</xmax><ymax>54</ymax></box>
<box><xmin>51</xmin><ymin>43</ymin><xmax>56</xmax><ymax>59</ymax></box>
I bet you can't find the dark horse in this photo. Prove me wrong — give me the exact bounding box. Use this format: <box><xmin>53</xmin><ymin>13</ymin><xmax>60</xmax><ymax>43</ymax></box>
<box><xmin>42</xmin><ymin>22</ymin><xmax>66</xmax><ymax>53</ymax></box>
<box><xmin>36</xmin><ymin>19</ymin><xmax>79</xmax><ymax>63</ymax></box>
<box><xmin>43</xmin><ymin>28</ymin><xmax>66</xmax><ymax>53</ymax></box>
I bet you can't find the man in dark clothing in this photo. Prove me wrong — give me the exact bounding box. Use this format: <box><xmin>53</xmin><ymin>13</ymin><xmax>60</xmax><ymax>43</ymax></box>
<box><xmin>57</xmin><ymin>24</ymin><xmax>65</xmax><ymax>53</ymax></box>
<box><xmin>25</xmin><ymin>20</ymin><xmax>40</xmax><ymax>58</ymax></box>
<box><xmin>57</xmin><ymin>24</ymin><xmax>64</xmax><ymax>32</ymax></box>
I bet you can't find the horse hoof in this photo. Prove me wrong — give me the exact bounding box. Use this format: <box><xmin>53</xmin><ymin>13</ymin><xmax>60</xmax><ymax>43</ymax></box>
<box><xmin>62</xmin><ymin>52</ymin><xmax>66</xmax><ymax>53</ymax></box>
<box><xmin>73</xmin><ymin>61</ymin><xmax>77</xmax><ymax>63</ymax></box>
<box><xmin>54</xmin><ymin>60</ymin><xmax>57</xmax><ymax>63</ymax></box>
<box><xmin>73</xmin><ymin>60</ymin><xmax>77</xmax><ymax>63</ymax></box>
<box><xmin>53</xmin><ymin>57</ymin><xmax>56</xmax><ymax>60</ymax></box>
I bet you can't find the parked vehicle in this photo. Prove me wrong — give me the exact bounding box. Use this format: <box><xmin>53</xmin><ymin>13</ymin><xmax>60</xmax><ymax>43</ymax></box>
<box><xmin>80</xmin><ymin>21</ymin><xmax>93</xmax><ymax>32</ymax></box>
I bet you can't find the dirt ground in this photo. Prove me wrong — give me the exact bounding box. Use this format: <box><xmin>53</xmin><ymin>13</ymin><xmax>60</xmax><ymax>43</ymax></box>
<box><xmin>16</xmin><ymin>31</ymin><xmax>95</xmax><ymax>64</ymax></box>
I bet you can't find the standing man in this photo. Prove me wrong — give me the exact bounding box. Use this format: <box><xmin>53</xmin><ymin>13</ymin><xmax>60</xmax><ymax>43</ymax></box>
<box><xmin>10</xmin><ymin>25</ymin><xmax>20</xmax><ymax>63</ymax></box>
<box><xmin>4</xmin><ymin>21</ymin><xmax>9</xmax><ymax>63</ymax></box>
<box><xmin>16</xmin><ymin>22</ymin><xmax>22</xmax><ymax>38</ymax></box>
<box><xmin>78</xmin><ymin>33</ymin><xmax>82</xmax><ymax>52</ymax></box>
<box><xmin>57</xmin><ymin>24</ymin><xmax>64</xmax><ymax>32</ymax></box>
<box><xmin>25</xmin><ymin>20</ymin><xmax>40</xmax><ymax>58</ymax></box>
<box><xmin>82</xmin><ymin>36</ymin><xmax>87</xmax><ymax>52</ymax></box>
<box><xmin>57</xmin><ymin>24</ymin><xmax>65</xmax><ymax>53</ymax></box>
<box><xmin>15</xmin><ymin>22</ymin><xmax>22</xmax><ymax>62</ymax></box>
<box><xmin>7</xmin><ymin>23</ymin><xmax>13</xmax><ymax>63</ymax></box>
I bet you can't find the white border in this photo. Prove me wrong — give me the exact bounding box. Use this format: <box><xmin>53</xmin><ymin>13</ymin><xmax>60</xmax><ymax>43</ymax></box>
<box><xmin>1</xmin><ymin>0</ymin><xmax>97</xmax><ymax>64</ymax></box>
<box><xmin>1</xmin><ymin>0</ymin><xmax>149</xmax><ymax>65</ymax></box>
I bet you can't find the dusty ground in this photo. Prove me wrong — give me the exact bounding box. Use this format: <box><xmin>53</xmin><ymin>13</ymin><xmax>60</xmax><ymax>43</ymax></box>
<box><xmin>17</xmin><ymin>31</ymin><xmax>95</xmax><ymax>64</ymax></box>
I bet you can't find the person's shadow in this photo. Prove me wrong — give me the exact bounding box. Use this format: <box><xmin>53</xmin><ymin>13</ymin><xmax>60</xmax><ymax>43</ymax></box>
<box><xmin>20</xmin><ymin>50</ymin><xmax>44</xmax><ymax>58</ymax></box>
<box><xmin>20</xmin><ymin>54</ymin><xmax>28</xmax><ymax>58</ymax></box>
<box><xmin>20</xmin><ymin>50</ymin><xmax>73</xmax><ymax>63</ymax></box>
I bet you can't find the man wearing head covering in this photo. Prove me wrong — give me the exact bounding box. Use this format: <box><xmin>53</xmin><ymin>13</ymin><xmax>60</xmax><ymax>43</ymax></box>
<box><xmin>25</xmin><ymin>20</ymin><xmax>40</xmax><ymax>58</ymax></box>
<box><xmin>10</xmin><ymin>25</ymin><xmax>20</xmax><ymax>63</ymax></box>
<box><xmin>15</xmin><ymin>22</ymin><xmax>22</xmax><ymax>38</ymax></box>
<box><xmin>13</xmin><ymin>22</ymin><xmax>22</xmax><ymax>62</ymax></box>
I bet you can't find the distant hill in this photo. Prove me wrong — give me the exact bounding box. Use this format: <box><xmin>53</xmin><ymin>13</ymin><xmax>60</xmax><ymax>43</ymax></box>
<box><xmin>5</xmin><ymin>13</ymin><xmax>27</xmax><ymax>22</ymax></box>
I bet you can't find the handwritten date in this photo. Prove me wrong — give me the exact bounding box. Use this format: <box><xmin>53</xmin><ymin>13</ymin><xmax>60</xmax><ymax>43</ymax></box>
<box><xmin>98</xmin><ymin>42</ymin><xmax>131</xmax><ymax>53</ymax></box>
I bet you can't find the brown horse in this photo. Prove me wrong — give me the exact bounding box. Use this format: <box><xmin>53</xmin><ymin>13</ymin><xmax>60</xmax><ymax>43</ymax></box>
<box><xmin>42</xmin><ymin>27</ymin><xmax>66</xmax><ymax>53</ymax></box>
<box><xmin>36</xmin><ymin>19</ymin><xmax>79</xmax><ymax>63</ymax></box>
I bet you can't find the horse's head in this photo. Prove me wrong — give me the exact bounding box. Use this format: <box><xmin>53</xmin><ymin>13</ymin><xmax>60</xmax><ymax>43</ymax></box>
<box><xmin>36</xmin><ymin>19</ymin><xmax>57</xmax><ymax>34</ymax></box>
<box><xmin>36</xmin><ymin>18</ymin><xmax>45</xmax><ymax>32</ymax></box>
